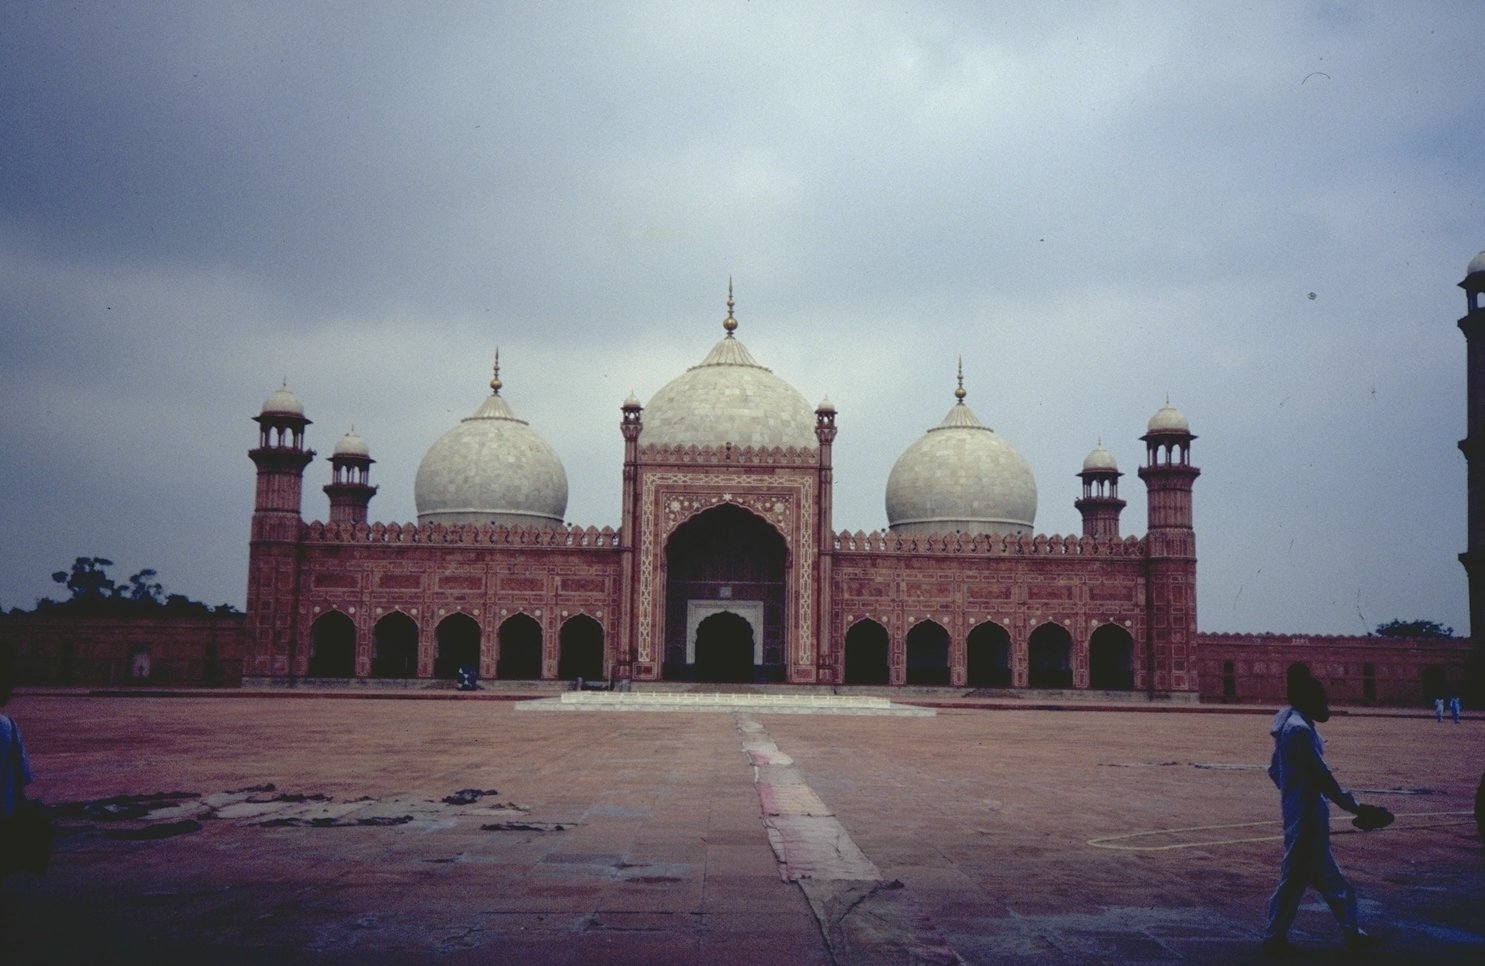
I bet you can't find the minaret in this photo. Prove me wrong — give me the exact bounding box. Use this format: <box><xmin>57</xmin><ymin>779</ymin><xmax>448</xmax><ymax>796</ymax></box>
<box><xmin>1075</xmin><ymin>443</ymin><xmax>1125</xmax><ymax>539</ymax></box>
<box><xmin>616</xmin><ymin>388</ymin><xmax>643</xmax><ymax>684</ymax></box>
<box><xmin>1457</xmin><ymin>248</ymin><xmax>1485</xmax><ymax>690</ymax></box>
<box><xmin>815</xmin><ymin>395</ymin><xmax>838</xmax><ymax>683</ymax></box>
<box><xmin>249</xmin><ymin>383</ymin><xmax>314</xmax><ymax>539</ymax></box>
<box><xmin>323</xmin><ymin>428</ymin><xmax>377</xmax><ymax>524</ymax></box>
<box><xmin>1137</xmin><ymin>401</ymin><xmax>1200</xmax><ymax>694</ymax></box>
<box><xmin>247</xmin><ymin>383</ymin><xmax>314</xmax><ymax>679</ymax></box>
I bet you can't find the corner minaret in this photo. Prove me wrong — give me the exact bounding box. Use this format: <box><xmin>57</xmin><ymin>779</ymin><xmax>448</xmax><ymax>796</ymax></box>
<box><xmin>1138</xmin><ymin>401</ymin><xmax>1200</xmax><ymax>694</ymax></box>
<box><xmin>247</xmin><ymin>383</ymin><xmax>314</xmax><ymax>679</ymax></box>
<box><xmin>1075</xmin><ymin>443</ymin><xmax>1125</xmax><ymax>539</ymax></box>
<box><xmin>1457</xmin><ymin>248</ymin><xmax>1485</xmax><ymax>688</ymax></box>
<box><xmin>324</xmin><ymin>428</ymin><xmax>377</xmax><ymax>524</ymax></box>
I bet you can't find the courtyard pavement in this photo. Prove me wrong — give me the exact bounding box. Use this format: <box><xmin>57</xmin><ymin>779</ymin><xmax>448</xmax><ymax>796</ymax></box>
<box><xmin>1</xmin><ymin>691</ymin><xmax>1481</xmax><ymax>964</ymax></box>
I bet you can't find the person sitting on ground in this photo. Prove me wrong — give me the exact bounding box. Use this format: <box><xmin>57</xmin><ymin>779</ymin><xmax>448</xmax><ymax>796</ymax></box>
<box><xmin>1262</xmin><ymin>664</ymin><xmax>1379</xmax><ymax>956</ymax></box>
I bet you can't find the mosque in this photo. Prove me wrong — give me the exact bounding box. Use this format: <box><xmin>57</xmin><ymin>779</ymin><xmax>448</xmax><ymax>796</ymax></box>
<box><xmin>245</xmin><ymin>288</ymin><xmax>1202</xmax><ymax>695</ymax></box>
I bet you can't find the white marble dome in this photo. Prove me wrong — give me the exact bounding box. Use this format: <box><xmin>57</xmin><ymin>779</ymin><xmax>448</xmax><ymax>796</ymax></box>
<box><xmin>260</xmin><ymin>384</ymin><xmax>305</xmax><ymax>417</ymax></box>
<box><xmin>1469</xmin><ymin>248</ymin><xmax>1485</xmax><ymax>277</ymax></box>
<box><xmin>1146</xmin><ymin>401</ymin><xmax>1190</xmax><ymax>434</ymax></box>
<box><xmin>332</xmin><ymin>429</ymin><xmax>370</xmax><ymax>459</ymax></box>
<box><xmin>414</xmin><ymin>368</ymin><xmax>568</xmax><ymax>528</ymax></box>
<box><xmin>885</xmin><ymin>384</ymin><xmax>1037</xmax><ymax>536</ymax></box>
<box><xmin>640</xmin><ymin>301</ymin><xmax>817</xmax><ymax>451</ymax></box>
<box><xmin>1082</xmin><ymin>444</ymin><xmax>1118</xmax><ymax>473</ymax></box>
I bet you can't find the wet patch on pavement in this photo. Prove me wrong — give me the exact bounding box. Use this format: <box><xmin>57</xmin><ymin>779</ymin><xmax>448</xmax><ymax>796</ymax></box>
<box><xmin>46</xmin><ymin>784</ymin><xmax>565</xmax><ymax>840</ymax></box>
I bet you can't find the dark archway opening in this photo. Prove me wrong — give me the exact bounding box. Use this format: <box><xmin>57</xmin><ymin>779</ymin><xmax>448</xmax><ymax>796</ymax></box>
<box><xmin>843</xmin><ymin>620</ymin><xmax>890</xmax><ymax>685</ymax></box>
<box><xmin>1422</xmin><ymin>665</ymin><xmax>1447</xmax><ymax>702</ymax></box>
<box><xmin>694</xmin><ymin>611</ymin><xmax>755</xmax><ymax>683</ymax></box>
<box><xmin>434</xmin><ymin>613</ymin><xmax>481</xmax><ymax>680</ymax></box>
<box><xmin>664</xmin><ymin>504</ymin><xmax>787</xmax><ymax>682</ymax></box>
<box><xmin>310</xmin><ymin>611</ymin><xmax>356</xmax><ymax>677</ymax></box>
<box><xmin>1028</xmin><ymin>622</ymin><xmax>1073</xmax><ymax>688</ymax></box>
<box><xmin>497</xmin><ymin>614</ymin><xmax>543</xmax><ymax>680</ymax></box>
<box><xmin>966</xmin><ymin>622</ymin><xmax>1012</xmax><ymax>687</ymax></box>
<box><xmin>558</xmin><ymin>615</ymin><xmax>605</xmax><ymax>682</ymax></box>
<box><xmin>372</xmin><ymin>612</ymin><xmax>418</xmax><ymax>679</ymax></box>
<box><xmin>905</xmin><ymin>621</ymin><xmax>950</xmax><ymax>686</ymax></box>
<box><xmin>1088</xmin><ymin>624</ymin><xmax>1135</xmax><ymax>690</ymax></box>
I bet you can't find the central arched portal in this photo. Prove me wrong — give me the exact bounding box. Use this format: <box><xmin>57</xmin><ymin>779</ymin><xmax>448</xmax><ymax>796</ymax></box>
<box><xmin>664</xmin><ymin>503</ymin><xmax>787</xmax><ymax>682</ymax></box>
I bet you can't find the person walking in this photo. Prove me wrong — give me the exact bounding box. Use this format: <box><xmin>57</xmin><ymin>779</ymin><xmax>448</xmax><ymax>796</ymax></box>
<box><xmin>1262</xmin><ymin>665</ymin><xmax>1382</xmax><ymax>956</ymax></box>
<box><xmin>1435</xmin><ymin>696</ymin><xmax>1445</xmax><ymax>722</ymax></box>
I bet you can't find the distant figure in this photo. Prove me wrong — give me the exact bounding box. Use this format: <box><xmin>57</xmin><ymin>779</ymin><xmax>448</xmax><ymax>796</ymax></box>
<box><xmin>0</xmin><ymin>646</ymin><xmax>32</xmax><ymax>822</ymax></box>
<box><xmin>1262</xmin><ymin>664</ymin><xmax>1378</xmax><ymax>956</ymax></box>
<box><xmin>1450</xmin><ymin>696</ymin><xmax>1461</xmax><ymax>724</ymax></box>
<box><xmin>1435</xmin><ymin>697</ymin><xmax>1445</xmax><ymax>722</ymax></box>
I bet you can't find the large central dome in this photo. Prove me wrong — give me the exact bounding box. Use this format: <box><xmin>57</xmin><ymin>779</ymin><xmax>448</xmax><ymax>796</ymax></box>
<box><xmin>640</xmin><ymin>292</ymin><xmax>817</xmax><ymax>451</ymax></box>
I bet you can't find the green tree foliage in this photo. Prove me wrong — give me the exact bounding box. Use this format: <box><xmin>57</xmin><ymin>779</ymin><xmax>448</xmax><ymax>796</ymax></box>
<box><xmin>30</xmin><ymin>556</ymin><xmax>239</xmax><ymax>616</ymax></box>
<box><xmin>1374</xmin><ymin>618</ymin><xmax>1454</xmax><ymax>639</ymax></box>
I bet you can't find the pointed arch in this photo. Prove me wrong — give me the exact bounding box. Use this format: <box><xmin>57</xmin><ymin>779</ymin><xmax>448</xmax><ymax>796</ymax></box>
<box><xmin>372</xmin><ymin>611</ymin><xmax>418</xmax><ymax>678</ymax></box>
<box><xmin>497</xmin><ymin>613</ymin><xmax>543</xmax><ymax>680</ymax></box>
<box><xmin>905</xmin><ymin>620</ymin><xmax>950</xmax><ymax>686</ymax></box>
<box><xmin>966</xmin><ymin>620</ymin><xmax>1012</xmax><ymax>687</ymax></box>
<box><xmin>558</xmin><ymin>614</ymin><xmax>605</xmax><ymax>682</ymax></box>
<box><xmin>1088</xmin><ymin>623</ymin><xmax>1135</xmax><ymax>690</ymax></box>
<box><xmin>310</xmin><ymin>611</ymin><xmax>356</xmax><ymax>677</ymax></box>
<box><xmin>434</xmin><ymin>613</ymin><xmax>482</xmax><ymax>680</ymax></box>
<box><xmin>1027</xmin><ymin>622</ymin><xmax>1073</xmax><ymax>688</ymax></box>
<box><xmin>693</xmin><ymin>611</ymin><xmax>756</xmax><ymax>683</ymax></box>
<box><xmin>843</xmin><ymin>619</ymin><xmax>889</xmax><ymax>685</ymax></box>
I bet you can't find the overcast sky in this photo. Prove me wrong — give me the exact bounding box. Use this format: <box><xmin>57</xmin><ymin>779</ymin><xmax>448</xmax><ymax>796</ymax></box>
<box><xmin>2</xmin><ymin>2</ymin><xmax>1481</xmax><ymax>636</ymax></box>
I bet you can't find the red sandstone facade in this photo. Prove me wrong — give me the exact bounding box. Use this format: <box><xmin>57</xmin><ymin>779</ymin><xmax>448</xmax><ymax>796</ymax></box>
<box><xmin>241</xmin><ymin>375</ymin><xmax>1208</xmax><ymax>697</ymax></box>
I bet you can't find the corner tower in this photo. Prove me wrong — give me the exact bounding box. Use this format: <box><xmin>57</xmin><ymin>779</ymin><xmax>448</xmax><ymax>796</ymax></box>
<box><xmin>247</xmin><ymin>384</ymin><xmax>314</xmax><ymax>678</ymax></box>
<box><xmin>1138</xmin><ymin>402</ymin><xmax>1199</xmax><ymax>694</ymax></box>
<box><xmin>1458</xmin><ymin>249</ymin><xmax>1485</xmax><ymax>691</ymax></box>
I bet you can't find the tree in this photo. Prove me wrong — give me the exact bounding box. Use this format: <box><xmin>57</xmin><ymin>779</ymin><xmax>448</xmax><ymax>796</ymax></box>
<box><xmin>51</xmin><ymin>556</ymin><xmax>117</xmax><ymax>601</ymax></box>
<box><xmin>1375</xmin><ymin>619</ymin><xmax>1454</xmax><ymax>639</ymax></box>
<box><xmin>35</xmin><ymin>557</ymin><xmax>239</xmax><ymax>615</ymax></box>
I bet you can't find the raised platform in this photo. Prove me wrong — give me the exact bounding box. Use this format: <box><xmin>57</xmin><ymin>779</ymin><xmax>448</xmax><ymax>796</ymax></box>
<box><xmin>515</xmin><ymin>690</ymin><xmax>936</xmax><ymax>716</ymax></box>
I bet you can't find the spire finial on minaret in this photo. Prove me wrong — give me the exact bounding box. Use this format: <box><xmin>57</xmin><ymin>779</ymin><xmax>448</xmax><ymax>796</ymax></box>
<box><xmin>723</xmin><ymin>278</ymin><xmax>738</xmax><ymax>335</ymax></box>
<box><xmin>954</xmin><ymin>356</ymin><xmax>967</xmax><ymax>402</ymax></box>
<box><xmin>490</xmin><ymin>348</ymin><xmax>503</xmax><ymax>395</ymax></box>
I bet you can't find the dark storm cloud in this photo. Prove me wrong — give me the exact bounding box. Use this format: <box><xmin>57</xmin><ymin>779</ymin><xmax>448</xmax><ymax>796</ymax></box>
<box><xmin>0</xmin><ymin>2</ymin><xmax>1481</xmax><ymax>634</ymax></box>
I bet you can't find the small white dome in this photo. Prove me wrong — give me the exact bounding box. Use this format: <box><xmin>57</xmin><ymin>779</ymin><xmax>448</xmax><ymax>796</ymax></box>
<box><xmin>1147</xmin><ymin>402</ymin><xmax>1190</xmax><ymax>434</ymax></box>
<box><xmin>1468</xmin><ymin>248</ymin><xmax>1485</xmax><ymax>277</ymax></box>
<box><xmin>261</xmin><ymin>384</ymin><xmax>305</xmax><ymax>417</ymax></box>
<box><xmin>414</xmin><ymin>374</ymin><xmax>568</xmax><ymax>528</ymax></box>
<box><xmin>885</xmin><ymin>391</ymin><xmax>1037</xmax><ymax>537</ymax></box>
<box><xmin>1082</xmin><ymin>444</ymin><xmax>1118</xmax><ymax>473</ymax></box>
<box><xmin>332</xmin><ymin>429</ymin><xmax>371</xmax><ymax>459</ymax></box>
<box><xmin>640</xmin><ymin>302</ymin><xmax>816</xmax><ymax>451</ymax></box>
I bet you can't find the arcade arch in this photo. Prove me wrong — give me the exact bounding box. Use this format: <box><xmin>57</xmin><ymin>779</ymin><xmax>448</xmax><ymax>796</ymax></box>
<box><xmin>842</xmin><ymin>619</ymin><xmax>889</xmax><ymax>685</ymax></box>
<box><xmin>309</xmin><ymin>611</ymin><xmax>356</xmax><ymax>677</ymax></box>
<box><xmin>372</xmin><ymin>612</ymin><xmax>418</xmax><ymax>678</ymax></box>
<box><xmin>905</xmin><ymin>620</ymin><xmax>950</xmax><ymax>686</ymax></box>
<box><xmin>497</xmin><ymin>613</ymin><xmax>543</xmax><ymax>680</ymax></box>
<box><xmin>1027</xmin><ymin>622</ymin><xmax>1073</xmax><ymax>688</ymax></box>
<box><xmin>965</xmin><ymin>621</ymin><xmax>1012</xmax><ymax>687</ymax></box>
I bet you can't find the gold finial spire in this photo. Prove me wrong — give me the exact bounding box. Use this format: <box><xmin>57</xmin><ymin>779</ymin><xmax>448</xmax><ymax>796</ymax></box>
<box><xmin>954</xmin><ymin>357</ymin><xmax>967</xmax><ymax>402</ymax></box>
<box><xmin>723</xmin><ymin>277</ymin><xmax>738</xmax><ymax>335</ymax></box>
<box><xmin>490</xmin><ymin>349</ymin><xmax>503</xmax><ymax>395</ymax></box>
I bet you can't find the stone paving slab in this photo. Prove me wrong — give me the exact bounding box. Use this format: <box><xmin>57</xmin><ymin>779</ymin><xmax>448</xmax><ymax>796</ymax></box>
<box><xmin>1</xmin><ymin>693</ymin><xmax>1481</xmax><ymax>963</ymax></box>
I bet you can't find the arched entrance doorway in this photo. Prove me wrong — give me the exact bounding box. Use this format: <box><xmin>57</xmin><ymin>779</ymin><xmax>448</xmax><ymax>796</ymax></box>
<box><xmin>966</xmin><ymin>621</ymin><xmax>1011</xmax><ymax>687</ymax></box>
<box><xmin>843</xmin><ymin>619</ymin><xmax>889</xmax><ymax>685</ymax></box>
<box><xmin>664</xmin><ymin>504</ymin><xmax>787</xmax><ymax>682</ymax></box>
<box><xmin>434</xmin><ymin>613</ymin><xmax>481</xmax><ymax>680</ymax></box>
<box><xmin>1027</xmin><ymin>622</ymin><xmax>1073</xmax><ymax>688</ymax></box>
<box><xmin>310</xmin><ymin>611</ymin><xmax>356</xmax><ymax>677</ymax></box>
<box><xmin>558</xmin><ymin>615</ymin><xmax>604</xmax><ymax>682</ymax></box>
<box><xmin>1088</xmin><ymin>624</ymin><xmax>1135</xmax><ymax>690</ymax></box>
<box><xmin>905</xmin><ymin>621</ymin><xmax>950</xmax><ymax>686</ymax></box>
<box><xmin>694</xmin><ymin>611</ymin><xmax>756</xmax><ymax>683</ymax></box>
<box><xmin>372</xmin><ymin>612</ymin><xmax>418</xmax><ymax>678</ymax></box>
<box><xmin>497</xmin><ymin>614</ymin><xmax>543</xmax><ymax>680</ymax></box>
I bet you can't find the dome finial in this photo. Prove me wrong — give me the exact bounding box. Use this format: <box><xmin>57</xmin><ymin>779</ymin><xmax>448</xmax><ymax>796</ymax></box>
<box><xmin>490</xmin><ymin>348</ymin><xmax>503</xmax><ymax>395</ymax></box>
<box><xmin>954</xmin><ymin>357</ymin><xmax>967</xmax><ymax>403</ymax></box>
<box><xmin>723</xmin><ymin>278</ymin><xmax>738</xmax><ymax>336</ymax></box>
